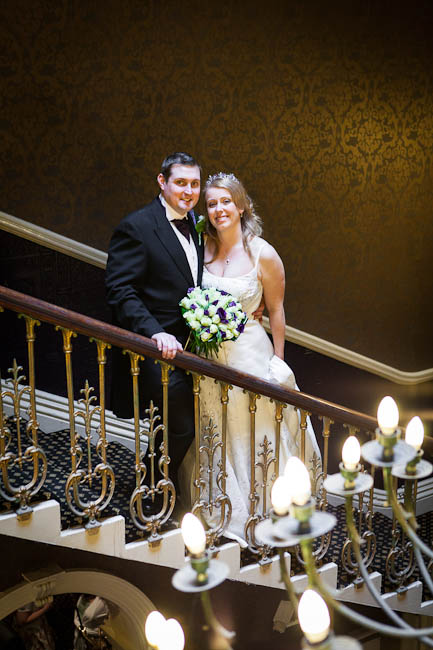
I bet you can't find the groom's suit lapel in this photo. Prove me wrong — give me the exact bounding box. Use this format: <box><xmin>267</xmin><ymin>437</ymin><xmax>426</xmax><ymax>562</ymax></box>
<box><xmin>188</xmin><ymin>212</ymin><xmax>204</xmax><ymax>284</ymax></box>
<box><xmin>152</xmin><ymin>200</ymin><xmax>195</xmax><ymax>287</ymax></box>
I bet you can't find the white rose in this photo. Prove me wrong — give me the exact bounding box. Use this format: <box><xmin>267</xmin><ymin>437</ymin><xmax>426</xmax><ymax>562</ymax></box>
<box><xmin>212</xmin><ymin>315</ymin><xmax>220</xmax><ymax>324</ymax></box>
<box><xmin>195</xmin><ymin>307</ymin><xmax>204</xmax><ymax>320</ymax></box>
<box><xmin>190</xmin><ymin>320</ymin><xmax>201</xmax><ymax>330</ymax></box>
<box><xmin>225</xmin><ymin>330</ymin><xmax>234</xmax><ymax>339</ymax></box>
<box><xmin>208</xmin><ymin>305</ymin><xmax>217</xmax><ymax>316</ymax></box>
<box><xmin>209</xmin><ymin>324</ymin><xmax>218</xmax><ymax>334</ymax></box>
<box><xmin>201</xmin><ymin>316</ymin><xmax>212</xmax><ymax>326</ymax></box>
<box><xmin>201</xmin><ymin>330</ymin><xmax>212</xmax><ymax>341</ymax></box>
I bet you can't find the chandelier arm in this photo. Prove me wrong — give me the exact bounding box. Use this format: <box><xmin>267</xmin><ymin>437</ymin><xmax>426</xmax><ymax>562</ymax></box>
<box><xmin>278</xmin><ymin>548</ymin><xmax>300</xmax><ymax>613</ymax></box>
<box><xmin>300</xmin><ymin>538</ymin><xmax>433</xmax><ymax>640</ymax></box>
<box><xmin>346</xmin><ymin>496</ymin><xmax>433</xmax><ymax>647</ymax></box>
<box><xmin>200</xmin><ymin>589</ymin><xmax>235</xmax><ymax>648</ymax></box>
<box><xmin>414</xmin><ymin>546</ymin><xmax>433</xmax><ymax>597</ymax></box>
<box><xmin>383</xmin><ymin>467</ymin><xmax>433</xmax><ymax>561</ymax></box>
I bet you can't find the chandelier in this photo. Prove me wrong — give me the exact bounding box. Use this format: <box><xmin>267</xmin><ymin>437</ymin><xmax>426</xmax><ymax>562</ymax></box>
<box><xmin>145</xmin><ymin>395</ymin><xmax>433</xmax><ymax>649</ymax></box>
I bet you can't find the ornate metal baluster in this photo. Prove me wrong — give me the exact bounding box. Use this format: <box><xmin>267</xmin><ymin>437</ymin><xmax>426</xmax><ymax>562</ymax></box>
<box><xmin>256</xmin><ymin>435</ymin><xmax>277</xmax><ymax>517</ymax></box>
<box><xmin>57</xmin><ymin>329</ymin><xmax>115</xmax><ymax>531</ymax></box>
<box><xmin>295</xmin><ymin>417</ymin><xmax>333</xmax><ymax>567</ymax></box>
<box><xmin>4</xmin><ymin>360</ymin><xmax>28</xmax><ymax>467</ymax></box>
<box><xmin>363</xmin><ymin>456</ymin><xmax>377</xmax><ymax>567</ymax></box>
<box><xmin>318</xmin><ymin>416</ymin><xmax>331</xmax><ymax>498</ymax></box>
<box><xmin>76</xmin><ymin>381</ymin><xmax>97</xmax><ymax>485</ymax></box>
<box><xmin>300</xmin><ymin>406</ymin><xmax>322</xmax><ymax>522</ymax></box>
<box><xmin>385</xmin><ymin>475</ymin><xmax>415</xmax><ymax>592</ymax></box>
<box><xmin>129</xmin><ymin>357</ymin><xmax>175</xmax><ymax>543</ymax></box>
<box><xmin>93</xmin><ymin>339</ymin><xmax>111</xmax><ymax>495</ymax></box>
<box><xmin>299</xmin><ymin>409</ymin><xmax>310</xmax><ymax>464</ymax></box>
<box><xmin>340</xmin><ymin>428</ymin><xmax>377</xmax><ymax>586</ymax></box>
<box><xmin>0</xmin><ymin>369</ymin><xmax>12</xmax><ymax>472</ymax></box>
<box><xmin>244</xmin><ymin>392</ymin><xmax>273</xmax><ymax>562</ymax></box>
<box><xmin>313</xmin><ymin>417</ymin><xmax>331</xmax><ymax>558</ymax></box>
<box><xmin>196</xmin><ymin>418</ymin><xmax>219</xmax><ymax>514</ymax></box>
<box><xmin>191</xmin><ymin>372</ymin><xmax>204</xmax><ymax>504</ymax></box>
<box><xmin>192</xmin><ymin>380</ymin><xmax>232</xmax><ymax>550</ymax></box>
<box><xmin>157</xmin><ymin>360</ymin><xmax>172</xmax><ymax>484</ymax></box>
<box><xmin>248</xmin><ymin>392</ymin><xmax>260</xmax><ymax>516</ymax></box>
<box><xmin>56</xmin><ymin>327</ymin><xmax>81</xmax><ymax>504</ymax></box>
<box><xmin>273</xmin><ymin>401</ymin><xmax>286</xmax><ymax>478</ymax></box>
<box><xmin>66</xmin><ymin>380</ymin><xmax>115</xmax><ymax>531</ymax></box>
<box><xmin>0</xmin><ymin>313</ymin><xmax>47</xmax><ymax>519</ymax></box>
<box><xmin>219</xmin><ymin>381</ymin><xmax>230</xmax><ymax>518</ymax></box>
<box><xmin>18</xmin><ymin>315</ymin><xmax>40</xmax><ymax>446</ymax></box>
<box><xmin>128</xmin><ymin>350</ymin><xmax>150</xmax><ymax>527</ymax></box>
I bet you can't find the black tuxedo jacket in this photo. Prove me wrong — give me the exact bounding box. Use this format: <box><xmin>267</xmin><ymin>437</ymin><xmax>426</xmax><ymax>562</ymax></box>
<box><xmin>106</xmin><ymin>197</ymin><xmax>204</xmax><ymax>343</ymax></box>
<box><xmin>106</xmin><ymin>197</ymin><xmax>204</xmax><ymax>418</ymax></box>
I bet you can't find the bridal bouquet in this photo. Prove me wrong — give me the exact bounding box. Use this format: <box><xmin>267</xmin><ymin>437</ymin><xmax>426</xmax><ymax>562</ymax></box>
<box><xmin>180</xmin><ymin>286</ymin><xmax>248</xmax><ymax>357</ymax></box>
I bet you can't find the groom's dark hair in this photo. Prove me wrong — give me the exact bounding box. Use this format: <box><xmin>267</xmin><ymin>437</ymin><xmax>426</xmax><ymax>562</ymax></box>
<box><xmin>160</xmin><ymin>152</ymin><xmax>201</xmax><ymax>180</ymax></box>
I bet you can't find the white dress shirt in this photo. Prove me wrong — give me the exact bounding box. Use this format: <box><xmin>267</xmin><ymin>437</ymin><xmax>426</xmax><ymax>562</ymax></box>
<box><xmin>159</xmin><ymin>194</ymin><xmax>198</xmax><ymax>286</ymax></box>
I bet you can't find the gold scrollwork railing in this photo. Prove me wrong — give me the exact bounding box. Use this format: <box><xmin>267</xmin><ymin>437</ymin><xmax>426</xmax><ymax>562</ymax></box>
<box><xmin>385</xmin><ymin>474</ymin><xmax>417</xmax><ymax>592</ymax></box>
<box><xmin>0</xmin><ymin>307</ymin><xmax>47</xmax><ymax>520</ymax></box>
<box><xmin>192</xmin><ymin>379</ymin><xmax>233</xmax><ymax>550</ymax></box>
<box><xmin>1</xmin><ymin>285</ymin><xmax>381</xmax><ymax>567</ymax></box>
<box><xmin>128</xmin><ymin>354</ymin><xmax>176</xmax><ymax>544</ymax></box>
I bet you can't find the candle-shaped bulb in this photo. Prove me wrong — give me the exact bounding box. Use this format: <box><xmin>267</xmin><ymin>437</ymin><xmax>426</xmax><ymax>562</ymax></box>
<box><xmin>145</xmin><ymin>611</ymin><xmax>166</xmax><ymax>648</ymax></box>
<box><xmin>405</xmin><ymin>416</ymin><xmax>424</xmax><ymax>451</ymax></box>
<box><xmin>158</xmin><ymin>618</ymin><xmax>185</xmax><ymax>650</ymax></box>
<box><xmin>284</xmin><ymin>457</ymin><xmax>311</xmax><ymax>506</ymax></box>
<box><xmin>271</xmin><ymin>475</ymin><xmax>291</xmax><ymax>515</ymax></box>
<box><xmin>377</xmin><ymin>396</ymin><xmax>399</xmax><ymax>435</ymax></box>
<box><xmin>181</xmin><ymin>513</ymin><xmax>206</xmax><ymax>555</ymax></box>
<box><xmin>298</xmin><ymin>589</ymin><xmax>330</xmax><ymax>644</ymax></box>
<box><xmin>342</xmin><ymin>435</ymin><xmax>360</xmax><ymax>471</ymax></box>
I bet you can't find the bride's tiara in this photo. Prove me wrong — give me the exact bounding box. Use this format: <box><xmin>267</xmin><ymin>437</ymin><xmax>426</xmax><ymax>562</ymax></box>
<box><xmin>206</xmin><ymin>172</ymin><xmax>240</xmax><ymax>185</ymax></box>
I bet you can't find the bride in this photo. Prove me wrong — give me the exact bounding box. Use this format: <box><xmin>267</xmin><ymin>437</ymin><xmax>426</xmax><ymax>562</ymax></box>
<box><xmin>181</xmin><ymin>172</ymin><xmax>321</xmax><ymax>548</ymax></box>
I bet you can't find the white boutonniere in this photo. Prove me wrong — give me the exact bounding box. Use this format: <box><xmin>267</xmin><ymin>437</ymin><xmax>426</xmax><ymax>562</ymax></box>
<box><xmin>195</xmin><ymin>215</ymin><xmax>206</xmax><ymax>245</ymax></box>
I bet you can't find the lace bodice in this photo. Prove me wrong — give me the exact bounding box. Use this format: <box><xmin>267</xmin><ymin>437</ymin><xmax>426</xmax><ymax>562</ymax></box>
<box><xmin>202</xmin><ymin>237</ymin><xmax>265</xmax><ymax>317</ymax></box>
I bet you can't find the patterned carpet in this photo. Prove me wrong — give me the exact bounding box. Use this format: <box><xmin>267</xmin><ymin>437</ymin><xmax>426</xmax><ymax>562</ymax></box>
<box><xmin>2</xmin><ymin>419</ymin><xmax>432</xmax><ymax>597</ymax></box>
<box><xmin>2</xmin><ymin>423</ymin><xmax>148</xmax><ymax>542</ymax></box>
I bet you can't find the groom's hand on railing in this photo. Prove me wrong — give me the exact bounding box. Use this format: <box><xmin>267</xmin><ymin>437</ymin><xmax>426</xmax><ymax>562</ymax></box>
<box><xmin>152</xmin><ymin>332</ymin><xmax>183</xmax><ymax>360</ymax></box>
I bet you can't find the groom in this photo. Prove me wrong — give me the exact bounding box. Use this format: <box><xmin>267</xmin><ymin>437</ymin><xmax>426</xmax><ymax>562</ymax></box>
<box><xmin>106</xmin><ymin>152</ymin><xmax>204</xmax><ymax>489</ymax></box>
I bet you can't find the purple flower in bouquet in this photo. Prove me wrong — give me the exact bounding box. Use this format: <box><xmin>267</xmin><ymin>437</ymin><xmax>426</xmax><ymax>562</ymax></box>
<box><xmin>217</xmin><ymin>307</ymin><xmax>228</xmax><ymax>323</ymax></box>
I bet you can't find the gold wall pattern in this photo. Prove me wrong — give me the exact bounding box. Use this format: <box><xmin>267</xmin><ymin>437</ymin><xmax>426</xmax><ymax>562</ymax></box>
<box><xmin>1</xmin><ymin>0</ymin><xmax>432</xmax><ymax>371</ymax></box>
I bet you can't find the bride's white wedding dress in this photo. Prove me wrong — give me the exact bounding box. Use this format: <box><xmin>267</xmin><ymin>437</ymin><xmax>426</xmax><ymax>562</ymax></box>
<box><xmin>180</xmin><ymin>236</ymin><xmax>321</xmax><ymax>547</ymax></box>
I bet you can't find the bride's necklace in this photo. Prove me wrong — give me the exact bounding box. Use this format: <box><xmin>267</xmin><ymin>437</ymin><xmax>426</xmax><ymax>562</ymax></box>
<box><xmin>221</xmin><ymin>244</ymin><xmax>239</xmax><ymax>266</ymax></box>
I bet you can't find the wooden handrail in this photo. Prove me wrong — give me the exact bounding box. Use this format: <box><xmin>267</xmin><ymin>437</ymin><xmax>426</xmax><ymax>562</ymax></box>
<box><xmin>0</xmin><ymin>285</ymin><xmax>377</xmax><ymax>430</ymax></box>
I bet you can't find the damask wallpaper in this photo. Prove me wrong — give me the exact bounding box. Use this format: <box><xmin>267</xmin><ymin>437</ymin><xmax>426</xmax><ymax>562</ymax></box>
<box><xmin>1</xmin><ymin>0</ymin><xmax>432</xmax><ymax>370</ymax></box>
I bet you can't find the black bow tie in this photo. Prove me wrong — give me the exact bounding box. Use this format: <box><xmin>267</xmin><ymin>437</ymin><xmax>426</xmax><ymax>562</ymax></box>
<box><xmin>172</xmin><ymin>218</ymin><xmax>190</xmax><ymax>242</ymax></box>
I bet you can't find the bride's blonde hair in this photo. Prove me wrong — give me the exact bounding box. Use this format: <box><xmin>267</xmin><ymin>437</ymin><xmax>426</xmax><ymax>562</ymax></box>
<box><xmin>204</xmin><ymin>173</ymin><xmax>262</xmax><ymax>262</ymax></box>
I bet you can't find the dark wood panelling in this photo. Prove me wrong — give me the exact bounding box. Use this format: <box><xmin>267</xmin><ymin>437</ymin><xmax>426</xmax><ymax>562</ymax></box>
<box><xmin>1</xmin><ymin>0</ymin><xmax>432</xmax><ymax>369</ymax></box>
